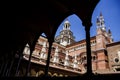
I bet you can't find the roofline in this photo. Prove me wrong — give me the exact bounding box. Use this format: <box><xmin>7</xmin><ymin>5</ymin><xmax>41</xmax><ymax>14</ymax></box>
<box><xmin>106</xmin><ymin>41</ymin><xmax>120</xmax><ymax>47</ymax></box>
<box><xmin>66</xmin><ymin>36</ymin><xmax>96</xmax><ymax>47</ymax></box>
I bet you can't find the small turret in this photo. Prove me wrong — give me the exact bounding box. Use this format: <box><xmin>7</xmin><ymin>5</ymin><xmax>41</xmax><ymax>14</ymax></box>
<box><xmin>107</xmin><ymin>27</ymin><xmax>114</xmax><ymax>43</ymax></box>
<box><xmin>108</xmin><ymin>27</ymin><xmax>112</xmax><ymax>37</ymax></box>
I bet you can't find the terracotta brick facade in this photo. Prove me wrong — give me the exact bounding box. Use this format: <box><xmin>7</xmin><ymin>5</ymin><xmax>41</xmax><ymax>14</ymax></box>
<box><xmin>22</xmin><ymin>13</ymin><xmax>120</xmax><ymax>76</ymax></box>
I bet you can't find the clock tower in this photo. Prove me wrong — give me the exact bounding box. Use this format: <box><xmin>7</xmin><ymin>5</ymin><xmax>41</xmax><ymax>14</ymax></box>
<box><xmin>55</xmin><ymin>19</ymin><xmax>75</xmax><ymax>46</ymax></box>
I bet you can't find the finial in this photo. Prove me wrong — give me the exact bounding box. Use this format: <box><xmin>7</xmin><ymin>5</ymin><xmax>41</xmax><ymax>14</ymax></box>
<box><xmin>64</xmin><ymin>18</ymin><xmax>70</xmax><ymax>24</ymax></box>
<box><xmin>108</xmin><ymin>26</ymin><xmax>111</xmax><ymax>34</ymax></box>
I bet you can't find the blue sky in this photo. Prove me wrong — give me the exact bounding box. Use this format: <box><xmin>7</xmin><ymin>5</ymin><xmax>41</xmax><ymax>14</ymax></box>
<box><xmin>55</xmin><ymin>0</ymin><xmax>120</xmax><ymax>42</ymax></box>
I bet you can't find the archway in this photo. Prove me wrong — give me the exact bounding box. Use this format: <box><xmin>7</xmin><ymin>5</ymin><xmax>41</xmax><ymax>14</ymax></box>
<box><xmin>51</xmin><ymin>14</ymin><xmax>87</xmax><ymax>75</ymax></box>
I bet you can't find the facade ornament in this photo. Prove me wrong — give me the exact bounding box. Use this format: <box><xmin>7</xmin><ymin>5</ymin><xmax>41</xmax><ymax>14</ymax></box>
<box><xmin>64</xmin><ymin>51</ymin><xmax>69</xmax><ymax>68</ymax></box>
<box><xmin>32</xmin><ymin>50</ymin><xmax>39</xmax><ymax>55</ymax></box>
<box><xmin>73</xmin><ymin>54</ymin><xmax>78</xmax><ymax>69</ymax></box>
<box><xmin>52</xmin><ymin>46</ymin><xmax>59</xmax><ymax>64</ymax></box>
<box><xmin>40</xmin><ymin>42</ymin><xmax>47</xmax><ymax>60</ymax></box>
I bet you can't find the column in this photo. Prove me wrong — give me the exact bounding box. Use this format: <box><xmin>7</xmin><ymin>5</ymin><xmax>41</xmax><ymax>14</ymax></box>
<box><xmin>82</xmin><ymin>20</ymin><xmax>92</xmax><ymax>75</ymax></box>
<box><xmin>44</xmin><ymin>38</ymin><xmax>53</xmax><ymax>77</ymax></box>
<box><xmin>15</xmin><ymin>48</ymin><xmax>24</xmax><ymax>76</ymax></box>
<box><xmin>25</xmin><ymin>34</ymin><xmax>40</xmax><ymax>76</ymax></box>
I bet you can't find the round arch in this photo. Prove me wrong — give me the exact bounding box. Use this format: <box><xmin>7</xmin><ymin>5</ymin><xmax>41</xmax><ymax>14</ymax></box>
<box><xmin>48</xmin><ymin>72</ymin><xmax>52</xmax><ymax>77</ymax></box>
<box><xmin>52</xmin><ymin>73</ymin><xmax>58</xmax><ymax>77</ymax></box>
<box><xmin>38</xmin><ymin>70</ymin><xmax>44</xmax><ymax>76</ymax></box>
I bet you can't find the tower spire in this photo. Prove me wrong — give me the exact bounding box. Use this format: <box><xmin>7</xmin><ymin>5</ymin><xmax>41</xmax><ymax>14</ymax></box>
<box><xmin>108</xmin><ymin>27</ymin><xmax>111</xmax><ymax>36</ymax></box>
<box><xmin>108</xmin><ymin>27</ymin><xmax>111</xmax><ymax>34</ymax></box>
<box><xmin>96</xmin><ymin>16</ymin><xmax>100</xmax><ymax>28</ymax></box>
<box><xmin>96</xmin><ymin>12</ymin><xmax>106</xmax><ymax>32</ymax></box>
<box><xmin>108</xmin><ymin>26</ymin><xmax>114</xmax><ymax>42</ymax></box>
<box><xmin>100</xmin><ymin>12</ymin><xmax>106</xmax><ymax>31</ymax></box>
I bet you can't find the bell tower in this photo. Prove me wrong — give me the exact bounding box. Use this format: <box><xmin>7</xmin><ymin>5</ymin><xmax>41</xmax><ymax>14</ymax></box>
<box><xmin>55</xmin><ymin>19</ymin><xmax>75</xmax><ymax>46</ymax></box>
<box><xmin>96</xmin><ymin>13</ymin><xmax>107</xmax><ymax>49</ymax></box>
<box><xmin>96</xmin><ymin>13</ymin><xmax>113</xmax><ymax>71</ymax></box>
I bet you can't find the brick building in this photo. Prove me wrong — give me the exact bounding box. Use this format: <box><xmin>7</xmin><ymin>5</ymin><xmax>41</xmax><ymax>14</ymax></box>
<box><xmin>22</xmin><ymin>13</ymin><xmax>120</xmax><ymax>77</ymax></box>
